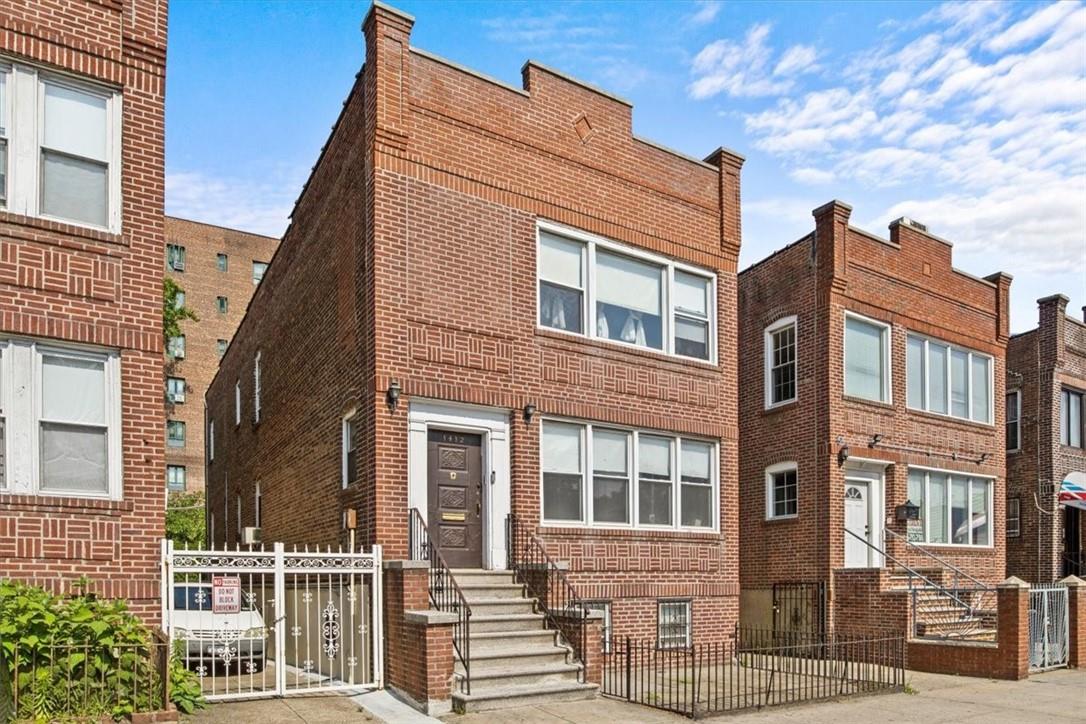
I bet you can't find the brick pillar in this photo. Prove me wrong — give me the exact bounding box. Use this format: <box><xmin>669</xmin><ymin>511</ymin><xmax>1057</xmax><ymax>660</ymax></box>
<box><xmin>1060</xmin><ymin>575</ymin><xmax>1086</xmax><ymax>668</ymax></box>
<box><xmin>553</xmin><ymin>609</ymin><xmax>604</xmax><ymax>685</ymax></box>
<box><xmin>383</xmin><ymin>561</ymin><xmax>436</xmax><ymax>706</ymax></box>
<box><xmin>996</xmin><ymin>577</ymin><xmax>1031</xmax><ymax>680</ymax></box>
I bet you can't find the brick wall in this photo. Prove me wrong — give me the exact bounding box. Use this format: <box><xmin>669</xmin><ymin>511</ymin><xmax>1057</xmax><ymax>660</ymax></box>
<box><xmin>163</xmin><ymin>217</ymin><xmax>279</xmax><ymax>493</ymax></box>
<box><xmin>207</xmin><ymin>2</ymin><xmax>741</xmax><ymax>644</ymax></box>
<box><xmin>0</xmin><ymin>0</ymin><xmax>168</xmax><ymax>618</ymax></box>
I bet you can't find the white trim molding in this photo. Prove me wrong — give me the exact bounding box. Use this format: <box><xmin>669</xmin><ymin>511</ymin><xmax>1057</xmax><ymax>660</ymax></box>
<box><xmin>765</xmin><ymin>461</ymin><xmax>798</xmax><ymax>520</ymax></box>
<box><xmin>843</xmin><ymin>311</ymin><xmax>893</xmax><ymax>404</ymax></box>
<box><xmin>764</xmin><ymin>315</ymin><xmax>798</xmax><ymax>409</ymax></box>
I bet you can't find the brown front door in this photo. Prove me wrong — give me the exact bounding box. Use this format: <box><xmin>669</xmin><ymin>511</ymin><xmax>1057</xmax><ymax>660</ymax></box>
<box><xmin>427</xmin><ymin>429</ymin><xmax>484</xmax><ymax>568</ymax></box>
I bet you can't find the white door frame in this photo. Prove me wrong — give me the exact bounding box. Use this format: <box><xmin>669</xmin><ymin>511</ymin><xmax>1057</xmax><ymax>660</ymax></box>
<box><xmin>841</xmin><ymin>458</ymin><xmax>887</xmax><ymax>568</ymax></box>
<box><xmin>407</xmin><ymin>399</ymin><xmax>511</xmax><ymax>570</ymax></box>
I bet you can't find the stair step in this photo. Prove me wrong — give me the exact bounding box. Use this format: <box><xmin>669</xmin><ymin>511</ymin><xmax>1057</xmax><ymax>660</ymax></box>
<box><xmin>451</xmin><ymin>569</ymin><xmax>517</xmax><ymax>585</ymax></box>
<box><xmin>460</xmin><ymin>583</ymin><xmax>527</xmax><ymax>599</ymax></box>
<box><xmin>467</xmin><ymin>597</ymin><xmax>539</xmax><ymax>615</ymax></box>
<box><xmin>452</xmin><ymin>682</ymin><xmax>598</xmax><ymax>713</ymax></box>
<box><xmin>471</xmin><ymin>613</ymin><xmax>546</xmax><ymax>633</ymax></box>
<box><xmin>465</xmin><ymin>647</ymin><xmax>571</xmax><ymax>671</ymax></box>
<box><xmin>469</xmin><ymin>629</ymin><xmax>563</xmax><ymax>654</ymax></box>
<box><xmin>455</xmin><ymin>662</ymin><xmax>583</xmax><ymax>690</ymax></box>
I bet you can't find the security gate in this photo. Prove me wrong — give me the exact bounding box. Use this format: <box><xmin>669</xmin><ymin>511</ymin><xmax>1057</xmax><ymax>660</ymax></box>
<box><xmin>161</xmin><ymin>540</ymin><xmax>383</xmax><ymax>701</ymax></box>
<box><xmin>1029</xmin><ymin>583</ymin><xmax>1069</xmax><ymax>671</ymax></box>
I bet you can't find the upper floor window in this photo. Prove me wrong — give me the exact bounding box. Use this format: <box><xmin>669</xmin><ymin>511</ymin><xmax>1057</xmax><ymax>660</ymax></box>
<box><xmin>765</xmin><ymin>462</ymin><xmax>798</xmax><ymax>520</ymax></box>
<box><xmin>168</xmin><ymin>335</ymin><xmax>185</xmax><ymax>360</ymax></box>
<box><xmin>167</xmin><ymin>465</ymin><xmax>186</xmax><ymax>491</ymax></box>
<box><xmin>1006</xmin><ymin>391</ymin><xmax>1021</xmax><ymax>451</ymax></box>
<box><xmin>167</xmin><ymin>244</ymin><xmax>186</xmax><ymax>271</ymax></box>
<box><xmin>234</xmin><ymin>380</ymin><xmax>241</xmax><ymax>426</ymax></box>
<box><xmin>765</xmin><ymin>316</ymin><xmax>797</xmax><ymax>408</ymax></box>
<box><xmin>0</xmin><ymin>338</ymin><xmax>122</xmax><ymax>499</ymax></box>
<box><xmin>907</xmin><ymin>467</ymin><xmax>992</xmax><ymax>546</ymax></box>
<box><xmin>537</xmin><ymin>224</ymin><xmax>716</xmax><ymax>362</ymax></box>
<box><xmin>252</xmin><ymin>261</ymin><xmax>267</xmax><ymax>285</ymax></box>
<box><xmin>253</xmin><ymin>351</ymin><xmax>261</xmax><ymax>424</ymax></box>
<box><xmin>540</xmin><ymin>419</ymin><xmax>716</xmax><ymax>530</ymax></box>
<box><xmin>342</xmin><ymin>411</ymin><xmax>358</xmax><ymax>488</ymax></box>
<box><xmin>216</xmin><ymin>296</ymin><xmax>228</xmax><ymax>314</ymax></box>
<box><xmin>844</xmin><ymin>313</ymin><xmax>890</xmax><ymax>403</ymax></box>
<box><xmin>1062</xmin><ymin>388</ymin><xmax>1084</xmax><ymax>448</ymax></box>
<box><xmin>174</xmin><ymin>291</ymin><xmax>186</xmax><ymax>309</ymax></box>
<box><xmin>208</xmin><ymin>419</ymin><xmax>214</xmax><ymax>462</ymax></box>
<box><xmin>217</xmin><ymin>339</ymin><xmax>227</xmax><ymax>358</ymax></box>
<box><xmin>907</xmin><ymin>334</ymin><xmax>992</xmax><ymax>424</ymax></box>
<box><xmin>0</xmin><ymin>60</ymin><xmax>121</xmax><ymax>231</ymax></box>
<box><xmin>1007</xmin><ymin>497</ymin><xmax>1020</xmax><ymax>538</ymax></box>
<box><xmin>166</xmin><ymin>376</ymin><xmax>186</xmax><ymax>404</ymax></box>
<box><xmin>167</xmin><ymin>420</ymin><xmax>185</xmax><ymax>447</ymax></box>
<box><xmin>217</xmin><ymin>253</ymin><xmax>228</xmax><ymax>272</ymax></box>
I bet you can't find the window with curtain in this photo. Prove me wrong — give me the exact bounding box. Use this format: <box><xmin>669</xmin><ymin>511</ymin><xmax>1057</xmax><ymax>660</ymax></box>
<box><xmin>844</xmin><ymin>315</ymin><xmax>889</xmax><ymax>402</ymax></box>
<box><xmin>40</xmin><ymin>82</ymin><xmax>110</xmax><ymax>228</ymax></box>
<box><xmin>166</xmin><ymin>420</ymin><xmax>185</xmax><ymax>448</ymax></box>
<box><xmin>168</xmin><ymin>335</ymin><xmax>185</xmax><ymax>360</ymax></box>
<box><xmin>765</xmin><ymin>317</ymin><xmax>797</xmax><ymax>407</ymax></box>
<box><xmin>538</xmin><ymin>232</ymin><xmax>584</xmax><ymax>334</ymax></box>
<box><xmin>234</xmin><ymin>381</ymin><xmax>241</xmax><ymax>426</ymax></box>
<box><xmin>908</xmin><ymin>468</ymin><xmax>991</xmax><ymax>546</ymax></box>
<box><xmin>906</xmin><ymin>334</ymin><xmax>992</xmax><ymax>423</ymax></box>
<box><xmin>597</xmin><ymin>250</ymin><xmax>663</xmax><ymax>351</ymax></box>
<box><xmin>592</xmin><ymin>429</ymin><xmax>629</xmax><ymax>524</ymax></box>
<box><xmin>1062</xmin><ymin>389</ymin><xmax>1084</xmax><ymax>448</ymax></box>
<box><xmin>542</xmin><ymin>421</ymin><xmax>583</xmax><ymax>522</ymax></box>
<box><xmin>39</xmin><ymin>354</ymin><xmax>109</xmax><ymax>493</ymax></box>
<box><xmin>1006</xmin><ymin>391</ymin><xmax>1020</xmax><ymax>451</ymax></box>
<box><xmin>638</xmin><ymin>435</ymin><xmax>672</xmax><ymax>525</ymax></box>
<box><xmin>166</xmin><ymin>376</ymin><xmax>186</xmax><ymax>403</ymax></box>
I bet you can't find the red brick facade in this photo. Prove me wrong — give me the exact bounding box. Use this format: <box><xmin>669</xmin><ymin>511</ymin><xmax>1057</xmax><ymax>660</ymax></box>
<box><xmin>0</xmin><ymin>0</ymin><xmax>168</xmax><ymax>617</ymax></box>
<box><xmin>738</xmin><ymin>201</ymin><xmax>1010</xmax><ymax>633</ymax></box>
<box><xmin>1006</xmin><ymin>295</ymin><xmax>1086</xmax><ymax>583</ymax></box>
<box><xmin>207</xmin><ymin>2</ymin><xmax>741</xmax><ymax>647</ymax></box>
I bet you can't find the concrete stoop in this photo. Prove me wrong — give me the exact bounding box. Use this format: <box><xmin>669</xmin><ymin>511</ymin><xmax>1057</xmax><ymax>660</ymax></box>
<box><xmin>449</xmin><ymin>569</ymin><xmax>598</xmax><ymax>713</ymax></box>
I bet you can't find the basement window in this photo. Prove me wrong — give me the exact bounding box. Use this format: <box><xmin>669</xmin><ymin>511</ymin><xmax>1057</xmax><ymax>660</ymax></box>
<box><xmin>657</xmin><ymin>600</ymin><xmax>691</xmax><ymax>649</ymax></box>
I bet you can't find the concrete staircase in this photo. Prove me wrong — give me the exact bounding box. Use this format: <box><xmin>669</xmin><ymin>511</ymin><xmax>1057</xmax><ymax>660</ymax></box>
<box><xmin>449</xmin><ymin>569</ymin><xmax>598</xmax><ymax>713</ymax></box>
<box><xmin>887</xmin><ymin>568</ymin><xmax>996</xmax><ymax>642</ymax></box>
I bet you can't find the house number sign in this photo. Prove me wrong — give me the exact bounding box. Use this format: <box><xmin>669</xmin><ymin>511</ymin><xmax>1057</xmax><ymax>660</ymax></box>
<box><xmin>212</xmin><ymin>576</ymin><xmax>242</xmax><ymax>613</ymax></box>
<box><xmin>906</xmin><ymin>519</ymin><xmax>924</xmax><ymax>543</ymax></box>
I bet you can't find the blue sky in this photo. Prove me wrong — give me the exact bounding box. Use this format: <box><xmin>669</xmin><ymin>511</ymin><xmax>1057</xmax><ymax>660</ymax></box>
<box><xmin>166</xmin><ymin>0</ymin><xmax>1086</xmax><ymax>333</ymax></box>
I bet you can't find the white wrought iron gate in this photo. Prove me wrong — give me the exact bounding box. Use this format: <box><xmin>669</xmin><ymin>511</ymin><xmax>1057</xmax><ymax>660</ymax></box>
<box><xmin>161</xmin><ymin>540</ymin><xmax>383</xmax><ymax>701</ymax></box>
<box><xmin>1028</xmin><ymin>583</ymin><xmax>1069</xmax><ymax>671</ymax></box>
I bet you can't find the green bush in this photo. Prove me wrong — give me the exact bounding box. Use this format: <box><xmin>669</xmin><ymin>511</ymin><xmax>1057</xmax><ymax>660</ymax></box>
<box><xmin>0</xmin><ymin>579</ymin><xmax>205</xmax><ymax>721</ymax></box>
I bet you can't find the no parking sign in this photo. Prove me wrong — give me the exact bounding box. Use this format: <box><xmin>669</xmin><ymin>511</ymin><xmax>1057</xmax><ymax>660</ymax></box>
<box><xmin>212</xmin><ymin>576</ymin><xmax>241</xmax><ymax>613</ymax></box>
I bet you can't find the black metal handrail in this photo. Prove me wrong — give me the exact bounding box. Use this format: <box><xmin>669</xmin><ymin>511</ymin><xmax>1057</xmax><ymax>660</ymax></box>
<box><xmin>408</xmin><ymin>508</ymin><xmax>472</xmax><ymax>694</ymax></box>
<box><xmin>884</xmin><ymin>526</ymin><xmax>996</xmax><ymax>593</ymax></box>
<box><xmin>506</xmin><ymin>514</ymin><xmax>587</xmax><ymax>682</ymax></box>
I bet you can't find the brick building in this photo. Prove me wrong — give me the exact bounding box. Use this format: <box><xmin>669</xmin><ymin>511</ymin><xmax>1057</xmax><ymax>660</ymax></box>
<box><xmin>206</xmin><ymin>2</ymin><xmax>742</xmax><ymax>709</ymax></box>
<box><xmin>1006</xmin><ymin>295</ymin><xmax>1086</xmax><ymax>583</ymax></box>
<box><xmin>738</xmin><ymin>202</ymin><xmax>1011</xmax><ymax>636</ymax></box>
<box><xmin>163</xmin><ymin>216</ymin><xmax>278</xmax><ymax>493</ymax></box>
<box><xmin>0</xmin><ymin>0</ymin><xmax>167</xmax><ymax>616</ymax></box>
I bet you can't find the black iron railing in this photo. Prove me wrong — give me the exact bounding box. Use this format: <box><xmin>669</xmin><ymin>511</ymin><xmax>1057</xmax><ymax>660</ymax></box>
<box><xmin>1063</xmin><ymin>551</ymin><xmax>1085</xmax><ymax>578</ymax></box>
<box><xmin>506</xmin><ymin>514</ymin><xmax>587</xmax><ymax>682</ymax></box>
<box><xmin>408</xmin><ymin>509</ymin><xmax>472</xmax><ymax>694</ymax></box>
<box><xmin>602</xmin><ymin>627</ymin><xmax>905</xmax><ymax>717</ymax></box>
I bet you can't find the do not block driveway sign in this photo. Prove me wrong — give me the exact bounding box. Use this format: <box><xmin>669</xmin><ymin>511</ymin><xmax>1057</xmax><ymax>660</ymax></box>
<box><xmin>212</xmin><ymin>575</ymin><xmax>242</xmax><ymax>614</ymax></box>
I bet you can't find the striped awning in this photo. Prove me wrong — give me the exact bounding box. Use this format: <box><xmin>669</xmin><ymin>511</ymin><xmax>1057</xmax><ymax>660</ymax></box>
<box><xmin>1059</xmin><ymin>472</ymin><xmax>1086</xmax><ymax>511</ymax></box>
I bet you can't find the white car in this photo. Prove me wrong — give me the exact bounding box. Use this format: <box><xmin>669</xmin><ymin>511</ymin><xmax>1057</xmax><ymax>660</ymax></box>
<box><xmin>172</xmin><ymin>583</ymin><xmax>267</xmax><ymax>673</ymax></box>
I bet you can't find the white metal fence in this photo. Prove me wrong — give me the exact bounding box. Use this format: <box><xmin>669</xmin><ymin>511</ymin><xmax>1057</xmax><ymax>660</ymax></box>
<box><xmin>1028</xmin><ymin>583</ymin><xmax>1069</xmax><ymax>672</ymax></box>
<box><xmin>161</xmin><ymin>540</ymin><xmax>383</xmax><ymax>701</ymax></box>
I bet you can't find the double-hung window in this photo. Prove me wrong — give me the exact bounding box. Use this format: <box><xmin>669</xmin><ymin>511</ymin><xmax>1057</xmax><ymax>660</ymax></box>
<box><xmin>657</xmin><ymin>600</ymin><xmax>691</xmax><ymax>649</ymax></box>
<box><xmin>0</xmin><ymin>60</ymin><xmax>121</xmax><ymax>230</ymax></box>
<box><xmin>844</xmin><ymin>313</ymin><xmax>891</xmax><ymax>403</ymax></box>
<box><xmin>167</xmin><ymin>244</ymin><xmax>186</xmax><ymax>272</ymax></box>
<box><xmin>166</xmin><ymin>376</ymin><xmax>186</xmax><ymax>404</ymax></box>
<box><xmin>907</xmin><ymin>468</ymin><xmax>992</xmax><ymax>546</ymax></box>
<box><xmin>1007</xmin><ymin>497</ymin><xmax>1020</xmax><ymax>538</ymax></box>
<box><xmin>0</xmin><ymin>339</ymin><xmax>121</xmax><ymax>498</ymax></box>
<box><xmin>168</xmin><ymin>335</ymin><xmax>185</xmax><ymax>360</ymax></box>
<box><xmin>217</xmin><ymin>253</ymin><xmax>228</xmax><ymax>272</ymax></box>
<box><xmin>537</xmin><ymin>224</ymin><xmax>716</xmax><ymax>362</ymax></box>
<box><xmin>765</xmin><ymin>462</ymin><xmax>798</xmax><ymax>519</ymax></box>
<box><xmin>1006</xmin><ymin>391</ymin><xmax>1021</xmax><ymax>451</ymax></box>
<box><xmin>252</xmin><ymin>261</ymin><xmax>268</xmax><ymax>285</ymax></box>
<box><xmin>217</xmin><ymin>339</ymin><xmax>228</xmax><ymax>358</ymax></box>
<box><xmin>167</xmin><ymin>465</ymin><xmax>186</xmax><ymax>491</ymax></box>
<box><xmin>765</xmin><ymin>316</ymin><xmax>797</xmax><ymax>407</ymax></box>
<box><xmin>907</xmin><ymin>334</ymin><xmax>992</xmax><ymax>423</ymax></box>
<box><xmin>216</xmin><ymin>296</ymin><xmax>228</xmax><ymax>314</ymax></box>
<box><xmin>541</xmin><ymin>419</ymin><xmax>717</xmax><ymax>530</ymax></box>
<box><xmin>1062</xmin><ymin>388</ymin><xmax>1084</xmax><ymax>448</ymax></box>
<box><xmin>167</xmin><ymin>420</ymin><xmax>185</xmax><ymax>447</ymax></box>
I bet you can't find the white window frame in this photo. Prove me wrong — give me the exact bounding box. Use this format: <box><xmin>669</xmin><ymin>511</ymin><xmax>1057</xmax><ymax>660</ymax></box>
<box><xmin>234</xmin><ymin>380</ymin><xmax>241</xmax><ymax>427</ymax></box>
<box><xmin>342</xmin><ymin>409</ymin><xmax>357</xmax><ymax>489</ymax></box>
<box><xmin>166</xmin><ymin>376</ymin><xmax>185</xmax><ymax>404</ymax></box>
<box><xmin>907</xmin><ymin>465</ymin><xmax>995</xmax><ymax>548</ymax></box>
<box><xmin>0</xmin><ymin>58</ymin><xmax>122</xmax><ymax>232</ymax></box>
<box><xmin>169</xmin><ymin>335</ymin><xmax>185</xmax><ymax>360</ymax></box>
<box><xmin>535</xmin><ymin>221</ymin><xmax>718</xmax><ymax>364</ymax></box>
<box><xmin>166</xmin><ymin>464</ymin><xmax>186</xmax><ymax>491</ymax></box>
<box><xmin>208</xmin><ymin>419</ymin><xmax>215</xmax><ymax>462</ymax></box>
<box><xmin>253</xmin><ymin>351</ymin><xmax>261</xmax><ymax>424</ymax></box>
<box><xmin>0</xmin><ymin>337</ymin><xmax>122</xmax><ymax>500</ymax></box>
<box><xmin>765</xmin><ymin>461</ymin><xmax>799</xmax><ymax>520</ymax></box>
<box><xmin>764</xmin><ymin>316</ymin><xmax>798</xmax><ymax>409</ymax></box>
<box><xmin>906</xmin><ymin>332</ymin><xmax>994</xmax><ymax>425</ymax></box>
<box><xmin>1007</xmin><ymin>497</ymin><xmax>1020</xmax><ymax>538</ymax></box>
<box><xmin>166</xmin><ymin>419</ymin><xmax>185</xmax><ymax>447</ymax></box>
<box><xmin>252</xmin><ymin>261</ymin><xmax>267</xmax><ymax>285</ymax></box>
<box><xmin>1006</xmin><ymin>390</ymin><xmax>1021</xmax><ymax>452</ymax></box>
<box><xmin>843</xmin><ymin>311</ymin><xmax>892</xmax><ymax>404</ymax></box>
<box><xmin>657</xmin><ymin>599</ymin><xmax>692</xmax><ymax>649</ymax></box>
<box><xmin>166</xmin><ymin>244</ymin><xmax>186</xmax><ymax>272</ymax></box>
<box><xmin>539</xmin><ymin>416</ymin><xmax>719</xmax><ymax>533</ymax></box>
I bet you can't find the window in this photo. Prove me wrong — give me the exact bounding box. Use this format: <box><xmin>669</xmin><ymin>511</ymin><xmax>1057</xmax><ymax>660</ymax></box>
<box><xmin>253</xmin><ymin>351</ymin><xmax>261</xmax><ymax>424</ymax></box>
<box><xmin>0</xmin><ymin>68</ymin><xmax>8</xmax><ymax>206</ymax></box>
<box><xmin>907</xmin><ymin>468</ymin><xmax>992</xmax><ymax>546</ymax></box>
<box><xmin>166</xmin><ymin>376</ymin><xmax>185</xmax><ymax>404</ymax></box>
<box><xmin>766</xmin><ymin>462</ymin><xmax>798</xmax><ymax>519</ymax></box>
<box><xmin>208</xmin><ymin>419</ymin><xmax>214</xmax><ymax>462</ymax></box>
<box><xmin>167</xmin><ymin>420</ymin><xmax>185</xmax><ymax>447</ymax></box>
<box><xmin>583</xmin><ymin>601</ymin><xmax>612</xmax><ymax>653</ymax></box>
<box><xmin>234</xmin><ymin>380</ymin><xmax>241</xmax><ymax>426</ymax></box>
<box><xmin>166</xmin><ymin>244</ymin><xmax>186</xmax><ymax>272</ymax></box>
<box><xmin>0</xmin><ymin>340</ymin><xmax>122</xmax><ymax>498</ymax></box>
<box><xmin>216</xmin><ymin>339</ymin><xmax>227</xmax><ymax>358</ymax></box>
<box><xmin>537</xmin><ymin>224</ymin><xmax>717</xmax><ymax>362</ymax></box>
<box><xmin>1007</xmin><ymin>497</ymin><xmax>1020</xmax><ymax>538</ymax></box>
<box><xmin>217</xmin><ymin>253</ymin><xmax>228</xmax><ymax>272</ymax></box>
<box><xmin>765</xmin><ymin>316</ymin><xmax>797</xmax><ymax>407</ymax></box>
<box><xmin>174</xmin><ymin>291</ymin><xmax>186</xmax><ymax>309</ymax></box>
<box><xmin>657</xmin><ymin>600</ymin><xmax>691</xmax><ymax>649</ymax></box>
<box><xmin>844</xmin><ymin>314</ymin><xmax>890</xmax><ymax>403</ymax></box>
<box><xmin>1006</xmin><ymin>391</ymin><xmax>1021</xmax><ymax>451</ymax></box>
<box><xmin>167</xmin><ymin>465</ymin><xmax>186</xmax><ymax>491</ymax></box>
<box><xmin>168</xmin><ymin>335</ymin><xmax>185</xmax><ymax>360</ymax></box>
<box><xmin>255</xmin><ymin>482</ymin><xmax>262</xmax><ymax>528</ymax></box>
<box><xmin>342</xmin><ymin>412</ymin><xmax>357</xmax><ymax>488</ymax></box>
<box><xmin>236</xmin><ymin>494</ymin><xmax>241</xmax><ymax>542</ymax></box>
<box><xmin>907</xmin><ymin>334</ymin><xmax>993</xmax><ymax>424</ymax></box>
<box><xmin>540</xmin><ymin>419</ymin><xmax>717</xmax><ymax>530</ymax></box>
<box><xmin>1062</xmin><ymin>389</ymin><xmax>1084</xmax><ymax>448</ymax></box>
<box><xmin>252</xmin><ymin>261</ymin><xmax>268</xmax><ymax>285</ymax></box>
<box><xmin>216</xmin><ymin>296</ymin><xmax>228</xmax><ymax>314</ymax></box>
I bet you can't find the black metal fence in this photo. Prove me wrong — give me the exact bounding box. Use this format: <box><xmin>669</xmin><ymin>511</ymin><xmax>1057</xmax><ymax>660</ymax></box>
<box><xmin>772</xmin><ymin>581</ymin><xmax>827</xmax><ymax>638</ymax></box>
<box><xmin>602</xmin><ymin>627</ymin><xmax>905</xmax><ymax>718</ymax></box>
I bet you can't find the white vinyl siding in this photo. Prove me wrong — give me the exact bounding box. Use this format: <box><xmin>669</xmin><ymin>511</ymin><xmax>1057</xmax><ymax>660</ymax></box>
<box><xmin>906</xmin><ymin>334</ymin><xmax>993</xmax><ymax>424</ymax></box>
<box><xmin>907</xmin><ymin>467</ymin><xmax>993</xmax><ymax>546</ymax></box>
<box><xmin>844</xmin><ymin>313</ymin><xmax>890</xmax><ymax>403</ymax></box>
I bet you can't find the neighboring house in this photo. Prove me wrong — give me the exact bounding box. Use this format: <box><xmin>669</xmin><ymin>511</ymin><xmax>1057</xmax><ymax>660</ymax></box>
<box><xmin>1006</xmin><ymin>295</ymin><xmax>1086</xmax><ymax>582</ymax></box>
<box><xmin>206</xmin><ymin>2</ymin><xmax>742</xmax><ymax>707</ymax></box>
<box><xmin>164</xmin><ymin>217</ymin><xmax>278</xmax><ymax>494</ymax></box>
<box><xmin>737</xmin><ymin>201</ymin><xmax>1011</xmax><ymax>636</ymax></box>
<box><xmin>0</xmin><ymin>1</ymin><xmax>167</xmax><ymax>617</ymax></box>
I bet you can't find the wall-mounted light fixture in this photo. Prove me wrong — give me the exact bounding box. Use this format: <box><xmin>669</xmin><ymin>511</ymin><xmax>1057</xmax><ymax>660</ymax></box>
<box><xmin>386</xmin><ymin>379</ymin><xmax>401</xmax><ymax>412</ymax></box>
<box><xmin>869</xmin><ymin>433</ymin><xmax>883</xmax><ymax>448</ymax></box>
<box><xmin>523</xmin><ymin>403</ymin><xmax>537</xmax><ymax>425</ymax></box>
<box><xmin>836</xmin><ymin>436</ymin><xmax>850</xmax><ymax>467</ymax></box>
<box><xmin>978</xmin><ymin>452</ymin><xmax>990</xmax><ymax>464</ymax></box>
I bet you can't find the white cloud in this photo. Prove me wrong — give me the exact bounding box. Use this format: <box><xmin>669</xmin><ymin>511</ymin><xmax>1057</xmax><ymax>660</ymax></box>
<box><xmin>687</xmin><ymin>0</ymin><xmax>722</xmax><ymax>27</ymax></box>
<box><xmin>689</xmin><ymin>23</ymin><xmax>791</xmax><ymax>98</ymax></box>
<box><xmin>774</xmin><ymin>45</ymin><xmax>820</xmax><ymax>76</ymax></box>
<box><xmin>986</xmin><ymin>0</ymin><xmax>1081</xmax><ymax>52</ymax></box>
<box><xmin>166</xmin><ymin>170</ymin><xmax>299</xmax><ymax>238</ymax></box>
<box><xmin>789</xmin><ymin>167</ymin><xmax>835</xmax><ymax>185</ymax></box>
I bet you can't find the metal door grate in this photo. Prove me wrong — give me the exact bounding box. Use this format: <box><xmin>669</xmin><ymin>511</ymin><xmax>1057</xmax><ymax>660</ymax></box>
<box><xmin>1029</xmin><ymin>583</ymin><xmax>1069</xmax><ymax>671</ymax></box>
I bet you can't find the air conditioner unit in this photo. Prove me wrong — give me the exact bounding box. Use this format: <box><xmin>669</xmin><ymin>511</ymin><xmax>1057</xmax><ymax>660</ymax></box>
<box><xmin>172</xmin><ymin>259</ymin><xmax>185</xmax><ymax>271</ymax></box>
<box><xmin>170</xmin><ymin>391</ymin><xmax>185</xmax><ymax>403</ymax></box>
<box><xmin>242</xmin><ymin>527</ymin><xmax>262</xmax><ymax>544</ymax></box>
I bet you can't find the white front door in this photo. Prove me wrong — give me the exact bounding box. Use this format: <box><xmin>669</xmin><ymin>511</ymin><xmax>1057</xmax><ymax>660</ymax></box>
<box><xmin>844</xmin><ymin>480</ymin><xmax>871</xmax><ymax>568</ymax></box>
